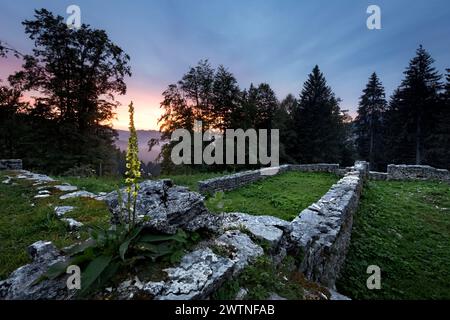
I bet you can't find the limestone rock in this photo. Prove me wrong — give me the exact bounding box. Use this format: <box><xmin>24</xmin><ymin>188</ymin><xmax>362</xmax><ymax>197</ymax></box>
<box><xmin>105</xmin><ymin>179</ymin><xmax>208</xmax><ymax>234</ymax></box>
<box><xmin>60</xmin><ymin>191</ymin><xmax>97</xmax><ymax>200</ymax></box>
<box><xmin>215</xmin><ymin>230</ymin><xmax>264</xmax><ymax>274</ymax></box>
<box><xmin>16</xmin><ymin>170</ymin><xmax>55</xmax><ymax>184</ymax></box>
<box><xmin>2</xmin><ymin>176</ymin><xmax>12</xmax><ymax>184</ymax></box>
<box><xmin>268</xmin><ymin>293</ymin><xmax>287</xmax><ymax>300</ymax></box>
<box><xmin>156</xmin><ymin>248</ymin><xmax>235</xmax><ymax>300</ymax></box>
<box><xmin>34</xmin><ymin>194</ymin><xmax>50</xmax><ymax>199</ymax></box>
<box><xmin>0</xmin><ymin>241</ymin><xmax>72</xmax><ymax>300</ymax></box>
<box><xmin>235</xmin><ymin>288</ymin><xmax>248</xmax><ymax>300</ymax></box>
<box><xmin>328</xmin><ymin>289</ymin><xmax>351</xmax><ymax>300</ymax></box>
<box><xmin>61</xmin><ymin>218</ymin><xmax>83</xmax><ymax>230</ymax></box>
<box><xmin>154</xmin><ymin>231</ymin><xmax>263</xmax><ymax>300</ymax></box>
<box><xmin>54</xmin><ymin>185</ymin><xmax>78</xmax><ymax>192</ymax></box>
<box><xmin>54</xmin><ymin>206</ymin><xmax>75</xmax><ymax>217</ymax></box>
<box><xmin>289</xmin><ymin>167</ymin><xmax>364</xmax><ymax>288</ymax></box>
<box><xmin>0</xmin><ymin>159</ymin><xmax>22</xmax><ymax>170</ymax></box>
<box><xmin>186</xmin><ymin>212</ymin><xmax>290</xmax><ymax>249</ymax></box>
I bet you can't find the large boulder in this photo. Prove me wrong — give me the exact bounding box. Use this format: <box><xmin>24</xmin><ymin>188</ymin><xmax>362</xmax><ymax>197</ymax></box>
<box><xmin>105</xmin><ymin>179</ymin><xmax>208</xmax><ymax>234</ymax></box>
<box><xmin>186</xmin><ymin>212</ymin><xmax>291</xmax><ymax>249</ymax></box>
<box><xmin>150</xmin><ymin>230</ymin><xmax>263</xmax><ymax>300</ymax></box>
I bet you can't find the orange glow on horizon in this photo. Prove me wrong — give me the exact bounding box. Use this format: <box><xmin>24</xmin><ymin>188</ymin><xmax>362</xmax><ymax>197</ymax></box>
<box><xmin>114</xmin><ymin>89</ymin><xmax>163</xmax><ymax>131</ymax></box>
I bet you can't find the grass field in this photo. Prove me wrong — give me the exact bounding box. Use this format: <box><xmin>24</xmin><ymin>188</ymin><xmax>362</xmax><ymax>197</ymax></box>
<box><xmin>337</xmin><ymin>179</ymin><xmax>450</xmax><ymax>300</ymax></box>
<box><xmin>160</xmin><ymin>172</ymin><xmax>226</xmax><ymax>191</ymax></box>
<box><xmin>205</xmin><ymin>171</ymin><xmax>339</xmax><ymax>220</ymax></box>
<box><xmin>0</xmin><ymin>172</ymin><xmax>111</xmax><ymax>280</ymax></box>
<box><xmin>0</xmin><ymin>171</ymin><xmax>224</xmax><ymax>279</ymax></box>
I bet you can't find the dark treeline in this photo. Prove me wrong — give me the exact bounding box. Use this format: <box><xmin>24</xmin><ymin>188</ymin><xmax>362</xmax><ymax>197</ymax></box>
<box><xmin>156</xmin><ymin>62</ymin><xmax>354</xmax><ymax>174</ymax></box>
<box><xmin>355</xmin><ymin>46</ymin><xmax>450</xmax><ymax>171</ymax></box>
<box><xmin>0</xmin><ymin>9</ymin><xmax>130</xmax><ymax>175</ymax></box>
<box><xmin>157</xmin><ymin>46</ymin><xmax>450</xmax><ymax>173</ymax></box>
<box><xmin>1</xmin><ymin>9</ymin><xmax>449</xmax><ymax>176</ymax></box>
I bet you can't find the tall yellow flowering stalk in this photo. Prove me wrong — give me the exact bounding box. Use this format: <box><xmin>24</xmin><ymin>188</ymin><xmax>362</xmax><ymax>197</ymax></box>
<box><xmin>125</xmin><ymin>101</ymin><xmax>141</xmax><ymax>228</ymax></box>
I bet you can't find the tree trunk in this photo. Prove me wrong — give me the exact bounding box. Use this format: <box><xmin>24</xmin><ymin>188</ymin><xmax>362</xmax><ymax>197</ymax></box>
<box><xmin>416</xmin><ymin>113</ymin><xmax>422</xmax><ymax>165</ymax></box>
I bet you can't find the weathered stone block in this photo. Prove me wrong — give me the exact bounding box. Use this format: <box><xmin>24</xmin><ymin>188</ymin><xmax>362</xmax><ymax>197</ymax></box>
<box><xmin>0</xmin><ymin>159</ymin><xmax>23</xmax><ymax>170</ymax></box>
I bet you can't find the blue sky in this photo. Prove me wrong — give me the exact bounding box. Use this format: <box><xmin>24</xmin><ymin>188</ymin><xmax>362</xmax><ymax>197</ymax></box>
<box><xmin>1</xmin><ymin>0</ymin><xmax>449</xmax><ymax>129</ymax></box>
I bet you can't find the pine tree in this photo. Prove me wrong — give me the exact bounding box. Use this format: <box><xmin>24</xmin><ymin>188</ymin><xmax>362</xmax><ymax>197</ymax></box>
<box><xmin>273</xmin><ymin>94</ymin><xmax>297</xmax><ymax>163</ymax></box>
<box><xmin>212</xmin><ymin>65</ymin><xmax>241</xmax><ymax>132</ymax></box>
<box><xmin>385</xmin><ymin>45</ymin><xmax>442</xmax><ymax>165</ymax></box>
<box><xmin>254</xmin><ymin>83</ymin><xmax>278</xmax><ymax>130</ymax></box>
<box><xmin>426</xmin><ymin>69</ymin><xmax>450</xmax><ymax>169</ymax></box>
<box><xmin>355</xmin><ymin>73</ymin><xmax>387</xmax><ymax>170</ymax></box>
<box><xmin>293</xmin><ymin>65</ymin><xmax>346</xmax><ymax>163</ymax></box>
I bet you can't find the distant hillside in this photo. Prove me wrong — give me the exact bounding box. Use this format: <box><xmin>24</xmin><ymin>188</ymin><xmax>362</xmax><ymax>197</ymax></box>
<box><xmin>115</xmin><ymin>129</ymin><xmax>162</xmax><ymax>163</ymax></box>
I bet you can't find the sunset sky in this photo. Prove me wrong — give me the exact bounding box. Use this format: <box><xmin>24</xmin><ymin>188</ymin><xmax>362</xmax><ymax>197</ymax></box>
<box><xmin>1</xmin><ymin>0</ymin><xmax>449</xmax><ymax>130</ymax></box>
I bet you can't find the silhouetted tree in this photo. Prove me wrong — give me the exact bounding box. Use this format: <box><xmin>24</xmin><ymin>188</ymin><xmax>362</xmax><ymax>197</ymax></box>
<box><xmin>273</xmin><ymin>94</ymin><xmax>297</xmax><ymax>163</ymax></box>
<box><xmin>355</xmin><ymin>73</ymin><xmax>387</xmax><ymax>170</ymax></box>
<box><xmin>2</xmin><ymin>9</ymin><xmax>131</xmax><ymax>173</ymax></box>
<box><xmin>293</xmin><ymin>65</ymin><xmax>347</xmax><ymax>163</ymax></box>
<box><xmin>384</xmin><ymin>46</ymin><xmax>442</xmax><ymax>165</ymax></box>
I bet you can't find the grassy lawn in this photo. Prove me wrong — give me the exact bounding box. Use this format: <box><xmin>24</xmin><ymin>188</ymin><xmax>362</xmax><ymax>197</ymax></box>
<box><xmin>55</xmin><ymin>175</ymin><xmax>123</xmax><ymax>193</ymax></box>
<box><xmin>337</xmin><ymin>180</ymin><xmax>450</xmax><ymax>300</ymax></box>
<box><xmin>205</xmin><ymin>171</ymin><xmax>339</xmax><ymax>221</ymax></box>
<box><xmin>0</xmin><ymin>170</ymin><xmax>224</xmax><ymax>279</ymax></box>
<box><xmin>160</xmin><ymin>172</ymin><xmax>226</xmax><ymax>191</ymax></box>
<box><xmin>0</xmin><ymin>171</ymin><xmax>111</xmax><ymax>280</ymax></box>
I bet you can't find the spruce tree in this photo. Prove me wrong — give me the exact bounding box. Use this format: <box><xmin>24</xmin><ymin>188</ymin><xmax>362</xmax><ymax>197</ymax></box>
<box><xmin>385</xmin><ymin>45</ymin><xmax>442</xmax><ymax>165</ymax></box>
<box><xmin>293</xmin><ymin>65</ymin><xmax>346</xmax><ymax>163</ymax></box>
<box><xmin>426</xmin><ymin>69</ymin><xmax>450</xmax><ymax>168</ymax></box>
<box><xmin>355</xmin><ymin>73</ymin><xmax>387</xmax><ymax>170</ymax></box>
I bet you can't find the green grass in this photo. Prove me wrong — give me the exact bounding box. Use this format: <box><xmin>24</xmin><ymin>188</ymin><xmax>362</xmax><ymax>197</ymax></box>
<box><xmin>337</xmin><ymin>180</ymin><xmax>450</xmax><ymax>300</ymax></box>
<box><xmin>160</xmin><ymin>172</ymin><xmax>226</xmax><ymax>191</ymax></box>
<box><xmin>0</xmin><ymin>170</ymin><xmax>223</xmax><ymax>280</ymax></box>
<box><xmin>55</xmin><ymin>176</ymin><xmax>123</xmax><ymax>193</ymax></box>
<box><xmin>205</xmin><ymin>171</ymin><xmax>339</xmax><ymax>221</ymax></box>
<box><xmin>0</xmin><ymin>171</ymin><xmax>110</xmax><ymax>280</ymax></box>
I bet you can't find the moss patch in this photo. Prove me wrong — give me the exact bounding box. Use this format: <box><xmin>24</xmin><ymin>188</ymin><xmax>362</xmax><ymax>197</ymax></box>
<box><xmin>213</xmin><ymin>255</ymin><xmax>329</xmax><ymax>300</ymax></box>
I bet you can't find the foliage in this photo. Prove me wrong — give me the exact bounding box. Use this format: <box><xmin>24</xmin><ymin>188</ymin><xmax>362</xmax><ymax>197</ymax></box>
<box><xmin>337</xmin><ymin>180</ymin><xmax>450</xmax><ymax>299</ymax></box>
<box><xmin>354</xmin><ymin>73</ymin><xmax>387</xmax><ymax>171</ymax></box>
<box><xmin>292</xmin><ymin>65</ymin><xmax>349</xmax><ymax>164</ymax></box>
<box><xmin>384</xmin><ymin>45</ymin><xmax>444</xmax><ymax>167</ymax></box>
<box><xmin>62</xmin><ymin>165</ymin><xmax>97</xmax><ymax>178</ymax></box>
<box><xmin>39</xmin><ymin>225</ymin><xmax>190</xmax><ymax>297</ymax></box>
<box><xmin>0</xmin><ymin>9</ymin><xmax>130</xmax><ymax>174</ymax></box>
<box><xmin>205</xmin><ymin>171</ymin><xmax>338</xmax><ymax>220</ymax></box>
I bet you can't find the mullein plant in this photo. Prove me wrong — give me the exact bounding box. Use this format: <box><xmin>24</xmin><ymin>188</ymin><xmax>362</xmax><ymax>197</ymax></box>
<box><xmin>38</xmin><ymin>102</ymin><xmax>190</xmax><ymax>298</ymax></box>
<box><xmin>124</xmin><ymin>101</ymin><xmax>141</xmax><ymax>228</ymax></box>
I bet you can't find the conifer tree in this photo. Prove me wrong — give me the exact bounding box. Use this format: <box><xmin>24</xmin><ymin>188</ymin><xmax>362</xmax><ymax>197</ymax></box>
<box><xmin>355</xmin><ymin>73</ymin><xmax>387</xmax><ymax>170</ymax></box>
<box><xmin>293</xmin><ymin>65</ymin><xmax>346</xmax><ymax>163</ymax></box>
<box><xmin>384</xmin><ymin>46</ymin><xmax>442</xmax><ymax>165</ymax></box>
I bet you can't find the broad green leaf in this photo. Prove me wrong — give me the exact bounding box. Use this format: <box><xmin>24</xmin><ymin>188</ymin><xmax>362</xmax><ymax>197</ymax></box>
<box><xmin>139</xmin><ymin>230</ymin><xmax>187</xmax><ymax>243</ymax></box>
<box><xmin>63</xmin><ymin>238</ymin><xmax>96</xmax><ymax>256</ymax></box>
<box><xmin>78</xmin><ymin>255</ymin><xmax>113</xmax><ymax>296</ymax></box>
<box><xmin>119</xmin><ymin>226</ymin><xmax>143</xmax><ymax>261</ymax></box>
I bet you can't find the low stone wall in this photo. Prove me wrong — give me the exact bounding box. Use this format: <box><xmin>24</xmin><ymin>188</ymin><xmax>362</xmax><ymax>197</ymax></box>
<box><xmin>0</xmin><ymin>159</ymin><xmax>22</xmax><ymax>170</ymax></box>
<box><xmin>198</xmin><ymin>163</ymin><xmax>340</xmax><ymax>194</ymax></box>
<box><xmin>386</xmin><ymin>164</ymin><xmax>450</xmax><ymax>182</ymax></box>
<box><xmin>369</xmin><ymin>171</ymin><xmax>387</xmax><ymax>180</ymax></box>
<box><xmin>288</xmin><ymin>161</ymin><xmax>368</xmax><ymax>289</ymax></box>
